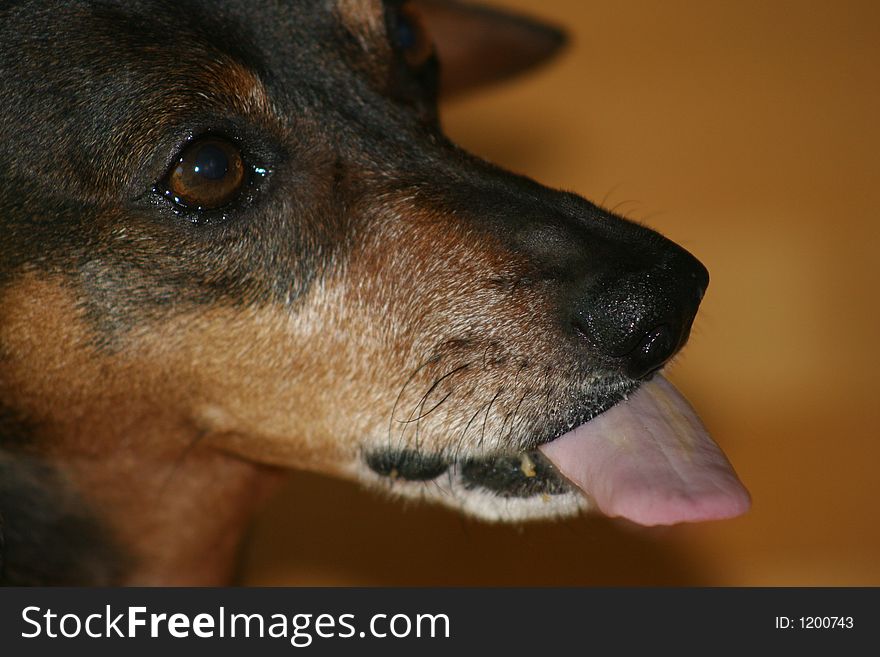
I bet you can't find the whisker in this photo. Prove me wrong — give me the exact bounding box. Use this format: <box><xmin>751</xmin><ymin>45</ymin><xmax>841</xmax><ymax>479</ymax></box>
<box><xmin>408</xmin><ymin>362</ymin><xmax>469</xmax><ymax>456</ymax></box>
<box><xmin>397</xmin><ymin>363</ymin><xmax>470</xmax><ymax>425</ymax></box>
<box><xmin>478</xmin><ymin>387</ymin><xmax>504</xmax><ymax>449</ymax></box>
<box><xmin>387</xmin><ymin>353</ymin><xmax>442</xmax><ymax>446</ymax></box>
<box><xmin>505</xmin><ymin>390</ymin><xmax>530</xmax><ymax>446</ymax></box>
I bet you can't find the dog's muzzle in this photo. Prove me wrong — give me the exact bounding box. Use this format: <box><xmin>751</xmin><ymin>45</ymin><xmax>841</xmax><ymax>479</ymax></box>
<box><xmin>364</xmin><ymin>375</ymin><xmax>750</xmax><ymax>525</ymax></box>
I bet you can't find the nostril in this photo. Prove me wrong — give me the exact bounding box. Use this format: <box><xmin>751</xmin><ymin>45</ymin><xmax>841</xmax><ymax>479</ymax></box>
<box><xmin>571</xmin><ymin>252</ymin><xmax>706</xmax><ymax>379</ymax></box>
<box><xmin>571</xmin><ymin>318</ymin><xmax>591</xmax><ymax>343</ymax></box>
<box><xmin>691</xmin><ymin>261</ymin><xmax>710</xmax><ymax>303</ymax></box>
<box><xmin>624</xmin><ymin>323</ymin><xmax>676</xmax><ymax>379</ymax></box>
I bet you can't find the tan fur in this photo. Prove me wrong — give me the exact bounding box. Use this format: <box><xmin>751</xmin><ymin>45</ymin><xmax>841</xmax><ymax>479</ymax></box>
<box><xmin>0</xmin><ymin>276</ymin><xmax>285</xmax><ymax>584</ymax></box>
<box><xmin>0</xmin><ymin>188</ymin><xmax>565</xmax><ymax>581</ymax></box>
<box><xmin>336</xmin><ymin>0</ymin><xmax>388</xmax><ymax>53</ymax></box>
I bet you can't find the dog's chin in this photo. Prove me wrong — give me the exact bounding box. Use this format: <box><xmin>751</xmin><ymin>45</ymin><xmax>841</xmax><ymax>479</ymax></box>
<box><xmin>361</xmin><ymin>448</ymin><xmax>590</xmax><ymax>522</ymax></box>
<box><xmin>355</xmin><ymin>373</ymin><xmax>752</xmax><ymax>525</ymax></box>
<box><xmin>354</xmin><ymin>379</ymin><xmax>637</xmax><ymax>522</ymax></box>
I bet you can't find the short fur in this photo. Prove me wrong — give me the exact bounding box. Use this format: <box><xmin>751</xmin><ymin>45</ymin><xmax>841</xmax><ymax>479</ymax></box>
<box><xmin>0</xmin><ymin>0</ymin><xmax>707</xmax><ymax>584</ymax></box>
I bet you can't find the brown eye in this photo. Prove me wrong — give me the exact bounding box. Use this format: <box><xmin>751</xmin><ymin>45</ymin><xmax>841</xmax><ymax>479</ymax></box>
<box><xmin>395</xmin><ymin>3</ymin><xmax>433</xmax><ymax>69</ymax></box>
<box><xmin>164</xmin><ymin>137</ymin><xmax>245</xmax><ymax>210</ymax></box>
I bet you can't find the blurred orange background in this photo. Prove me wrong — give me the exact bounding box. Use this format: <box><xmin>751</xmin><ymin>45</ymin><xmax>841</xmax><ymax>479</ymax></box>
<box><xmin>241</xmin><ymin>0</ymin><xmax>880</xmax><ymax>585</ymax></box>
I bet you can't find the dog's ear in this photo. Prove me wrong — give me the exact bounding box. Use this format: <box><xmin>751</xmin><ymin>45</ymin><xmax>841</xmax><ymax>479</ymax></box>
<box><xmin>413</xmin><ymin>0</ymin><xmax>567</xmax><ymax>97</ymax></box>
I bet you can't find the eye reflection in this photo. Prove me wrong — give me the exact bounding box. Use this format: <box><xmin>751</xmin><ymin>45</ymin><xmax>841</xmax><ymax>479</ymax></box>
<box><xmin>164</xmin><ymin>137</ymin><xmax>245</xmax><ymax>210</ymax></box>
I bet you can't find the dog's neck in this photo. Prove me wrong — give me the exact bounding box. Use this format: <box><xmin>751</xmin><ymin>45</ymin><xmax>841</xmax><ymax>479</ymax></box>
<box><xmin>0</xmin><ymin>275</ymin><xmax>283</xmax><ymax>584</ymax></box>
<box><xmin>7</xmin><ymin>407</ymin><xmax>281</xmax><ymax>585</ymax></box>
<box><xmin>62</xmin><ymin>418</ymin><xmax>280</xmax><ymax>585</ymax></box>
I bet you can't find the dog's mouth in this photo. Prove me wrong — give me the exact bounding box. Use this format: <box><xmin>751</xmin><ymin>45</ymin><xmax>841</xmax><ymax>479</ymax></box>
<box><xmin>365</xmin><ymin>375</ymin><xmax>750</xmax><ymax>526</ymax></box>
<box><xmin>537</xmin><ymin>375</ymin><xmax>751</xmax><ymax>525</ymax></box>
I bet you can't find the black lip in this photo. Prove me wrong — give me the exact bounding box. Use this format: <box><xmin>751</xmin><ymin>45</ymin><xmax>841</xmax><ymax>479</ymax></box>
<box><xmin>526</xmin><ymin>377</ymin><xmax>640</xmax><ymax>451</ymax></box>
<box><xmin>365</xmin><ymin>447</ymin><xmax>573</xmax><ymax>498</ymax></box>
<box><xmin>460</xmin><ymin>451</ymin><xmax>571</xmax><ymax>498</ymax></box>
<box><xmin>365</xmin><ymin>449</ymin><xmax>449</xmax><ymax>481</ymax></box>
<box><xmin>364</xmin><ymin>375</ymin><xmax>639</xmax><ymax>496</ymax></box>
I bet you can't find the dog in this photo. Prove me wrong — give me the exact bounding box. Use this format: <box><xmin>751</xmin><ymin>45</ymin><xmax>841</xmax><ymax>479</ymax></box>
<box><xmin>0</xmin><ymin>0</ymin><xmax>750</xmax><ymax>585</ymax></box>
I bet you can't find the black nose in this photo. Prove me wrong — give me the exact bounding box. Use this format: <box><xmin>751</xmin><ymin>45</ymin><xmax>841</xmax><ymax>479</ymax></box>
<box><xmin>572</xmin><ymin>247</ymin><xmax>709</xmax><ymax>379</ymax></box>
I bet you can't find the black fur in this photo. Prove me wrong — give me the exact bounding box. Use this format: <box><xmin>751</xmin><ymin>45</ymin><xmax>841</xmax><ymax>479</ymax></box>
<box><xmin>0</xmin><ymin>452</ymin><xmax>125</xmax><ymax>585</ymax></box>
<box><xmin>0</xmin><ymin>0</ymin><xmax>710</xmax><ymax>584</ymax></box>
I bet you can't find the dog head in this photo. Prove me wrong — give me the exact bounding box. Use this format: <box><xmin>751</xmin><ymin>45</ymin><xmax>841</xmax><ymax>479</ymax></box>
<box><xmin>0</xmin><ymin>0</ymin><xmax>748</xmax><ymax>530</ymax></box>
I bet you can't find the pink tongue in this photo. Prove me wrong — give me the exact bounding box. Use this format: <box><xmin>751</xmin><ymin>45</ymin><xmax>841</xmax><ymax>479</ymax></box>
<box><xmin>539</xmin><ymin>375</ymin><xmax>750</xmax><ymax>526</ymax></box>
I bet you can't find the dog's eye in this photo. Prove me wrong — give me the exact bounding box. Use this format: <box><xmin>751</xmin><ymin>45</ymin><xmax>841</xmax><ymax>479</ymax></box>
<box><xmin>162</xmin><ymin>137</ymin><xmax>245</xmax><ymax>210</ymax></box>
<box><xmin>394</xmin><ymin>2</ymin><xmax>433</xmax><ymax>69</ymax></box>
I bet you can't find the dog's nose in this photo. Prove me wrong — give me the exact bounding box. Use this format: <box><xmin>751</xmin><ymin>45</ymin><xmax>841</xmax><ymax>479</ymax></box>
<box><xmin>572</xmin><ymin>247</ymin><xmax>709</xmax><ymax>379</ymax></box>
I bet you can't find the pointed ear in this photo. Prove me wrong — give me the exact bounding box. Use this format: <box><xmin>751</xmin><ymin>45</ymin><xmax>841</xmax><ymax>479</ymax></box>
<box><xmin>413</xmin><ymin>0</ymin><xmax>567</xmax><ymax>97</ymax></box>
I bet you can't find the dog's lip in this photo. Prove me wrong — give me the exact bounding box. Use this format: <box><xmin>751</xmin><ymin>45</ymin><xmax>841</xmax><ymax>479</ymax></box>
<box><xmin>538</xmin><ymin>374</ymin><xmax>751</xmax><ymax>526</ymax></box>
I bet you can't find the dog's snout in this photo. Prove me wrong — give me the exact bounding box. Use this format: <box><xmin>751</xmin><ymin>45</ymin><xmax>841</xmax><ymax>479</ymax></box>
<box><xmin>571</xmin><ymin>247</ymin><xmax>709</xmax><ymax>379</ymax></box>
